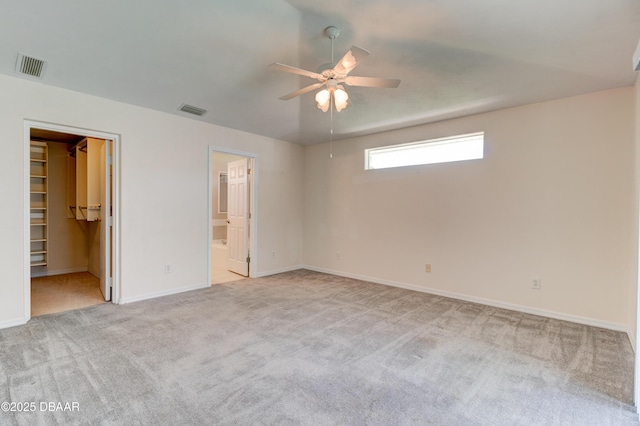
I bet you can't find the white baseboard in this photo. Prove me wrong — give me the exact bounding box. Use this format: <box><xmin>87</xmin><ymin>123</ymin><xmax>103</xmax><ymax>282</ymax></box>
<box><xmin>0</xmin><ymin>317</ymin><xmax>28</xmax><ymax>330</ymax></box>
<box><xmin>254</xmin><ymin>264</ymin><xmax>305</xmax><ymax>278</ymax></box>
<box><xmin>302</xmin><ymin>265</ymin><xmax>630</xmax><ymax>335</ymax></box>
<box><xmin>119</xmin><ymin>282</ymin><xmax>210</xmax><ymax>304</ymax></box>
<box><xmin>31</xmin><ymin>267</ymin><xmax>88</xmax><ymax>278</ymax></box>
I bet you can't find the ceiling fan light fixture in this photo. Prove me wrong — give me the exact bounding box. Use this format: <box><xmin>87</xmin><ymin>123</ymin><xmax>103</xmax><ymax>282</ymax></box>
<box><xmin>271</xmin><ymin>25</ymin><xmax>399</xmax><ymax>114</ymax></box>
<box><xmin>315</xmin><ymin>80</ymin><xmax>349</xmax><ymax>112</ymax></box>
<box><xmin>334</xmin><ymin>86</ymin><xmax>348</xmax><ymax>112</ymax></box>
<box><xmin>315</xmin><ymin>89</ymin><xmax>330</xmax><ymax>112</ymax></box>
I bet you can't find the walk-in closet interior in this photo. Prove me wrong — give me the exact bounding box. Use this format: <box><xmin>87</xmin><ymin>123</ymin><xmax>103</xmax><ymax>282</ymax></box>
<box><xmin>29</xmin><ymin>129</ymin><xmax>111</xmax><ymax>315</ymax></box>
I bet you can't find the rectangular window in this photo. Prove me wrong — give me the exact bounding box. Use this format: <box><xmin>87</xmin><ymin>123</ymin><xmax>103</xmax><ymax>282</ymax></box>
<box><xmin>217</xmin><ymin>172</ymin><xmax>228</xmax><ymax>213</ymax></box>
<box><xmin>365</xmin><ymin>132</ymin><xmax>484</xmax><ymax>170</ymax></box>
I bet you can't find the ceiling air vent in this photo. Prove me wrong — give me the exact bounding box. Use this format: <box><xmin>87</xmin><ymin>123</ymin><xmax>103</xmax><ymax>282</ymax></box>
<box><xmin>16</xmin><ymin>53</ymin><xmax>47</xmax><ymax>79</ymax></box>
<box><xmin>178</xmin><ymin>103</ymin><xmax>207</xmax><ymax>116</ymax></box>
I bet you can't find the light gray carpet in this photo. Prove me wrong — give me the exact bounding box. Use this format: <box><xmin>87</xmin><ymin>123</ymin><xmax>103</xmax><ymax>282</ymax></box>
<box><xmin>0</xmin><ymin>269</ymin><xmax>637</xmax><ymax>425</ymax></box>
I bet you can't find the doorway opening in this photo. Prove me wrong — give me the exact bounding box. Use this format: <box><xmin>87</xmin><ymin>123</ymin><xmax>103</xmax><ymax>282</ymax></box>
<box><xmin>209</xmin><ymin>147</ymin><xmax>256</xmax><ymax>285</ymax></box>
<box><xmin>24</xmin><ymin>121</ymin><xmax>119</xmax><ymax>318</ymax></box>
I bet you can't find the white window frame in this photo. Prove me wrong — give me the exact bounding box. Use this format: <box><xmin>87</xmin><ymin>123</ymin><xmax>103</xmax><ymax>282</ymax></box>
<box><xmin>365</xmin><ymin>132</ymin><xmax>484</xmax><ymax>170</ymax></box>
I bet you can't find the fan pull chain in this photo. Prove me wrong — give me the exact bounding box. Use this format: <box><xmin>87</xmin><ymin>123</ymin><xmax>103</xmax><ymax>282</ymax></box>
<box><xmin>329</xmin><ymin>32</ymin><xmax>334</xmax><ymax>158</ymax></box>
<box><xmin>329</xmin><ymin>96</ymin><xmax>334</xmax><ymax>159</ymax></box>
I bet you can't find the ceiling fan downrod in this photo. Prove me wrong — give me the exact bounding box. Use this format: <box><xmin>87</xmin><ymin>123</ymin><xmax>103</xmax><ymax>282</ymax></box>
<box><xmin>324</xmin><ymin>26</ymin><xmax>340</xmax><ymax>64</ymax></box>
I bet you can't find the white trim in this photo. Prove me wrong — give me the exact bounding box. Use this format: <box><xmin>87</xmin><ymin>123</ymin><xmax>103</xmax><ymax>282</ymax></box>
<box><xmin>207</xmin><ymin>148</ymin><xmax>213</xmax><ymax>288</ymax></box>
<box><xmin>208</xmin><ymin>146</ymin><xmax>258</xmax><ymax>286</ymax></box>
<box><xmin>636</xmin><ymin>191</ymin><xmax>640</xmax><ymax>408</ymax></box>
<box><xmin>31</xmin><ymin>267</ymin><xmax>88</xmax><ymax>278</ymax></box>
<box><xmin>23</xmin><ymin>120</ymin><xmax>121</xmax><ymax>321</ymax></box>
<box><xmin>254</xmin><ymin>264</ymin><xmax>304</xmax><ymax>278</ymax></box>
<box><xmin>120</xmin><ymin>282</ymin><xmax>209</xmax><ymax>304</ymax></box>
<box><xmin>0</xmin><ymin>317</ymin><xmax>29</xmax><ymax>330</ymax></box>
<box><xmin>365</xmin><ymin>131</ymin><xmax>484</xmax><ymax>170</ymax></box>
<box><xmin>23</xmin><ymin>122</ymin><xmax>31</xmax><ymax>320</ymax></box>
<box><xmin>250</xmin><ymin>156</ymin><xmax>257</xmax><ymax>279</ymax></box>
<box><xmin>302</xmin><ymin>265</ymin><xmax>630</xmax><ymax>334</ymax></box>
<box><xmin>88</xmin><ymin>268</ymin><xmax>100</xmax><ymax>279</ymax></box>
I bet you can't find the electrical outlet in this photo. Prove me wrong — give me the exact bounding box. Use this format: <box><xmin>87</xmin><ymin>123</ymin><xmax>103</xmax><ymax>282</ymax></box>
<box><xmin>425</xmin><ymin>264</ymin><xmax>431</xmax><ymax>273</ymax></box>
<box><xmin>165</xmin><ymin>264</ymin><xmax>172</xmax><ymax>274</ymax></box>
<box><xmin>336</xmin><ymin>251</ymin><xmax>341</xmax><ymax>260</ymax></box>
<box><xmin>271</xmin><ymin>251</ymin><xmax>276</xmax><ymax>259</ymax></box>
<box><xmin>531</xmin><ymin>278</ymin><xmax>541</xmax><ymax>289</ymax></box>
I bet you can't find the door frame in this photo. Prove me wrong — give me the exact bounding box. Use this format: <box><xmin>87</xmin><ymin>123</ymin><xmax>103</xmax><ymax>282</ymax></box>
<box><xmin>23</xmin><ymin>120</ymin><xmax>121</xmax><ymax>320</ymax></box>
<box><xmin>208</xmin><ymin>146</ymin><xmax>257</xmax><ymax>285</ymax></box>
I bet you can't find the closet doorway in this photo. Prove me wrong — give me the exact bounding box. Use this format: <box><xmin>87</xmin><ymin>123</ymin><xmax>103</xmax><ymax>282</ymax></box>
<box><xmin>24</xmin><ymin>121</ymin><xmax>119</xmax><ymax>318</ymax></box>
<box><xmin>209</xmin><ymin>147</ymin><xmax>256</xmax><ymax>285</ymax></box>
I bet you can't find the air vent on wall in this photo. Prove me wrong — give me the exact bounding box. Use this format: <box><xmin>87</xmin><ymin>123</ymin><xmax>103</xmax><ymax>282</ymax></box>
<box><xmin>16</xmin><ymin>53</ymin><xmax>47</xmax><ymax>79</ymax></box>
<box><xmin>178</xmin><ymin>103</ymin><xmax>207</xmax><ymax>116</ymax></box>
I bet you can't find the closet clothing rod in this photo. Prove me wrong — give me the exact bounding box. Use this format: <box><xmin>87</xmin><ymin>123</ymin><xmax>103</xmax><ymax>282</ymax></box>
<box><xmin>69</xmin><ymin>140</ymin><xmax>87</xmax><ymax>155</ymax></box>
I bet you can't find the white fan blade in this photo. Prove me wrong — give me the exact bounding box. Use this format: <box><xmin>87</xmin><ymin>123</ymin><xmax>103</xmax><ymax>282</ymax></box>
<box><xmin>270</xmin><ymin>63</ymin><xmax>322</xmax><ymax>80</ymax></box>
<box><xmin>279</xmin><ymin>82</ymin><xmax>324</xmax><ymax>100</ymax></box>
<box><xmin>344</xmin><ymin>76</ymin><xmax>401</xmax><ymax>88</ymax></box>
<box><xmin>333</xmin><ymin>46</ymin><xmax>370</xmax><ymax>75</ymax></box>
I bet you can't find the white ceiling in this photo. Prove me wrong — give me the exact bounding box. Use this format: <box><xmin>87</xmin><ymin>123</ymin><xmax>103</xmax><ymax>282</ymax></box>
<box><xmin>1</xmin><ymin>0</ymin><xmax>639</xmax><ymax>145</ymax></box>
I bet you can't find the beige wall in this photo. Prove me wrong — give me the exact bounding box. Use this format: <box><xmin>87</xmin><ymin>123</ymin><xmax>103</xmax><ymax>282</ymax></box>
<box><xmin>0</xmin><ymin>73</ymin><xmax>304</xmax><ymax>328</ymax></box>
<box><xmin>2</xmin><ymin>72</ymin><xmax>637</xmax><ymax>337</ymax></box>
<box><xmin>304</xmin><ymin>87</ymin><xmax>636</xmax><ymax>332</ymax></box>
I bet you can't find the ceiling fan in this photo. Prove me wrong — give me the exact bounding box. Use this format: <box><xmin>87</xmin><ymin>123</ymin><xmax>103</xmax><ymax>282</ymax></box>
<box><xmin>270</xmin><ymin>26</ymin><xmax>400</xmax><ymax>112</ymax></box>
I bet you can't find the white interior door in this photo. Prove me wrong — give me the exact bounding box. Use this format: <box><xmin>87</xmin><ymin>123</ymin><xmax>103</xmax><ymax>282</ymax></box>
<box><xmin>99</xmin><ymin>139</ymin><xmax>112</xmax><ymax>300</ymax></box>
<box><xmin>227</xmin><ymin>158</ymin><xmax>249</xmax><ymax>276</ymax></box>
